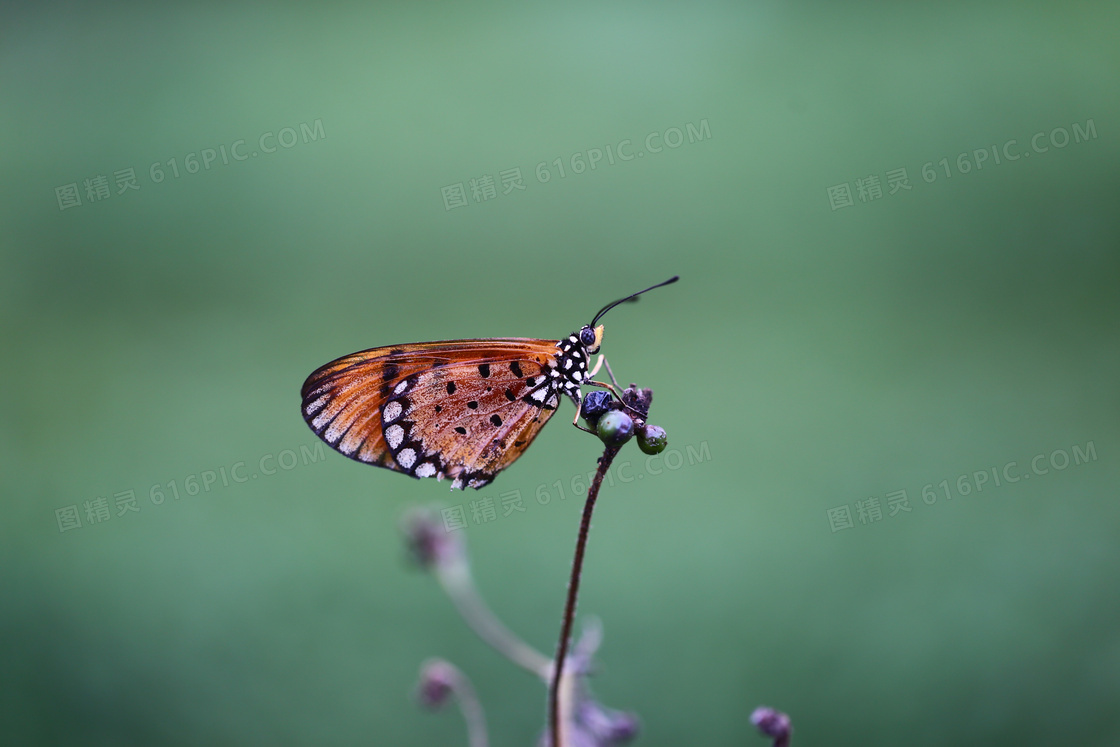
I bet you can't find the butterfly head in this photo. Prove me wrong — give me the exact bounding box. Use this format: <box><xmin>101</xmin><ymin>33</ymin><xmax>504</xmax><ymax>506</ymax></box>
<box><xmin>578</xmin><ymin>324</ymin><xmax>604</xmax><ymax>355</ymax></box>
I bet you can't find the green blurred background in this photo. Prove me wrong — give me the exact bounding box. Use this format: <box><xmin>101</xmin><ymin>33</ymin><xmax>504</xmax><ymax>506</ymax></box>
<box><xmin>2</xmin><ymin>2</ymin><xmax>1118</xmax><ymax>745</ymax></box>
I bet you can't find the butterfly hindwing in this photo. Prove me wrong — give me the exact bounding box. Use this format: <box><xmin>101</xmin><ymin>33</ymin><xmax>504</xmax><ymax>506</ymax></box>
<box><xmin>301</xmin><ymin>339</ymin><xmax>572</xmax><ymax>489</ymax></box>
<box><xmin>400</xmin><ymin>353</ymin><xmax>566</xmax><ymax>485</ymax></box>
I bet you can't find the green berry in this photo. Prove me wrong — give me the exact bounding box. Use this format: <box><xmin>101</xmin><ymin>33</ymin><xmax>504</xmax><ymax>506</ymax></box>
<box><xmin>637</xmin><ymin>424</ymin><xmax>668</xmax><ymax>454</ymax></box>
<box><xmin>596</xmin><ymin>410</ymin><xmax>634</xmax><ymax>445</ymax></box>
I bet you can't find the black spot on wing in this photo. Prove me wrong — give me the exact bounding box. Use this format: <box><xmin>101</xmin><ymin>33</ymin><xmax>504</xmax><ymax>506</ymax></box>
<box><xmin>377</xmin><ymin>349</ymin><xmax>406</xmax><ymax>396</ymax></box>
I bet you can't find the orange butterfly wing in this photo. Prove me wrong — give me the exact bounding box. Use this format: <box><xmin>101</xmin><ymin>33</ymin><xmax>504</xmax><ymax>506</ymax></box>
<box><xmin>301</xmin><ymin>339</ymin><xmax>574</xmax><ymax>489</ymax></box>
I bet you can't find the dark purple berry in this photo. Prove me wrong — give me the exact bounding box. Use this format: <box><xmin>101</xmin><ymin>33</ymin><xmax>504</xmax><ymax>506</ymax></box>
<box><xmin>581</xmin><ymin>390</ymin><xmax>614</xmax><ymax>426</ymax></box>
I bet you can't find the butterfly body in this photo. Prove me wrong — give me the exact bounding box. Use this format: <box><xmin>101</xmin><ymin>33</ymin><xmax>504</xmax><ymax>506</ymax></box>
<box><xmin>301</xmin><ymin>332</ymin><xmax>595</xmax><ymax>490</ymax></box>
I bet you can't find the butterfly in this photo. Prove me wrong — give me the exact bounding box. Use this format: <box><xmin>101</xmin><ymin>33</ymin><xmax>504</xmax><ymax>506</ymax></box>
<box><xmin>300</xmin><ymin>276</ymin><xmax>678</xmax><ymax>490</ymax></box>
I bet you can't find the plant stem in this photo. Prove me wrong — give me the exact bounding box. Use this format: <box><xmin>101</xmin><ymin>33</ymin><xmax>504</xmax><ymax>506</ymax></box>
<box><xmin>454</xmin><ymin>671</ymin><xmax>489</xmax><ymax>747</ymax></box>
<box><xmin>548</xmin><ymin>442</ymin><xmax>622</xmax><ymax>747</ymax></box>
<box><xmin>438</xmin><ymin>557</ymin><xmax>552</xmax><ymax>677</ymax></box>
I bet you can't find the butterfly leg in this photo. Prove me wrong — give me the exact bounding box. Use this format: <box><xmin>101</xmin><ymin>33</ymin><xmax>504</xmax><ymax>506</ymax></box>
<box><xmin>585</xmin><ymin>356</ymin><xmax>624</xmax><ymax>398</ymax></box>
<box><xmin>586</xmin><ymin>354</ymin><xmax>604</xmax><ymax>380</ymax></box>
<box><xmin>585</xmin><ymin>356</ymin><xmax>649</xmax><ymax>419</ymax></box>
<box><xmin>585</xmin><ymin>356</ymin><xmax>630</xmax><ymax>404</ymax></box>
<box><xmin>571</xmin><ymin>400</ymin><xmax>597</xmax><ymax>434</ymax></box>
<box><xmin>571</xmin><ymin>356</ymin><xmax>643</xmax><ymax>433</ymax></box>
<box><xmin>593</xmin><ymin>355</ymin><xmax>622</xmax><ymax>389</ymax></box>
<box><xmin>570</xmin><ymin>371</ymin><xmax>618</xmax><ymax>434</ymax></box>
<box><xmin>571</xmin><ymin>380</ymin><xmax>644</xmax><ymax>433</ymax></box>
<box><xmin>583</xmin><ymin>377</ymin><xmax>627</xmax><ymax>403</ymax></box>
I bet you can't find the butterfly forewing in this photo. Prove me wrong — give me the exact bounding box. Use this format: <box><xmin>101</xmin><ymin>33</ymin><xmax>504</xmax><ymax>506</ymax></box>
<box><xmin>301</xmin><ymin>339</ymin><xmax>570</xmax><ymax>489</ymax></box>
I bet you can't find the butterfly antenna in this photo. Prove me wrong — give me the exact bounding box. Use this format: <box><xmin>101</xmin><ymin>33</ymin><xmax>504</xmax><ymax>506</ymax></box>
<box><xmin>590</xmin><ymin>275</ymin><xmax>679</xmax><ymax>327</ymax></box>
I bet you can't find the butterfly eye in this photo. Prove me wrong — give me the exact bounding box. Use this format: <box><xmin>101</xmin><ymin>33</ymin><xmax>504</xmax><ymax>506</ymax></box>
<box><xmin>579</xmin><ymin>327</ymin><xmax>597</xmax><ymax>347</ymax></box>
